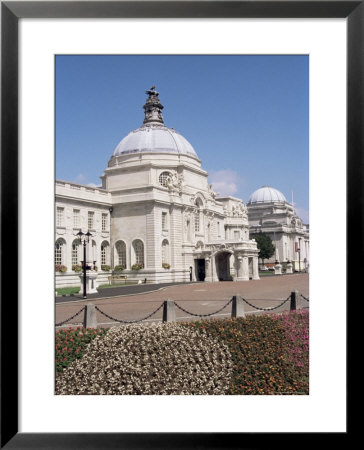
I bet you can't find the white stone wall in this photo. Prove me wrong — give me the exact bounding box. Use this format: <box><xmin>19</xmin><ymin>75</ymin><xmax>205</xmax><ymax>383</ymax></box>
<box><xmin>55</xmin><ymin>148</ymin><xmax>260</xmax><ymax>287</ymax></box>
<box><xmin>55</xmin><ymin>182</ymin><xmax>112</xmax><ymax>275</ymax></box>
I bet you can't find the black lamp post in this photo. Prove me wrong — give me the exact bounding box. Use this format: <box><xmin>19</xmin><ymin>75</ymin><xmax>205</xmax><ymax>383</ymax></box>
<box><xmin>76</xmin><ymin>229</ymin><xmax>92</xmax><ymax>298</ymax></box>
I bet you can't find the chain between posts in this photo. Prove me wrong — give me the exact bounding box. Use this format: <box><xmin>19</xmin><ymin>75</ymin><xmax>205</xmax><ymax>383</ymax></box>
<box><xmin>94</xmin><ymin>303</ymin><xmax>164</xmax><ymax>324</ymax></box>
<box><xmin>174</xmin><ymin>298</ymin><xmax>233</xmax><ymax>318</ymax></box>
<box><xmin>240</xmin><ymin>295</ymin><xmax>292</xmax><ymax>311</ymax></box>
<box><xmin>56</xmin><ymin>291</ymin><xmax>308</xmax><ymax>327</ymax></box>
<box><xmin>55</xmin><ymin>306</ymin><xmax>86</xmax><ymax>327</ymax></box>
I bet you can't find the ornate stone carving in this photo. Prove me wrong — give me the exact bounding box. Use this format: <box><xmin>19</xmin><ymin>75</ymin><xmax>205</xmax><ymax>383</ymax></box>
<box><xmin>166</xmin><ymin>171</ymin><xmax>184</xmax><ymax>194</ymax></box>
<box><xmin>143</xmin><ymin>86</ymin><xmax>164</xmax><ymax>124</ymax></box>
<box><xmin>208</xmin><ymin>184</ymin><xmax>219</xmax><ymax>199</ymax></box>
<box><xmin>231</xmin><ymin>203</ymin><xmax>248</xmax><ymax>218</ymax></box>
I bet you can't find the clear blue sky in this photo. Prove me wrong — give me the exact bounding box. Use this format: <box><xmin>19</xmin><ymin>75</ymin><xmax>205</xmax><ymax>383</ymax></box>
<box><xmin>56</xmin><ymin>55</ymin><xmax>309</xmax><ymax>223</ymax></box>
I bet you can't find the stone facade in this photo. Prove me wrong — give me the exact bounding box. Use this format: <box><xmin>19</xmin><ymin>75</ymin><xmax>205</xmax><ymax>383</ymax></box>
<box><xmin>247</xmin><ymin>186</ymin><xmax>309</xmax><ymax>271</ymax></box>
<box><xmin>55</xmin><ymin>88</ymin><xmax>277</xmax><ymax>288</ymax></box>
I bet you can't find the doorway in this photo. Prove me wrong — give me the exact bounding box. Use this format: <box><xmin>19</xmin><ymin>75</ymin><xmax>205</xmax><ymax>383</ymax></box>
<box><xmin>216</xmin><ymin>252</ymin><xmax>232</xmax><ymax>281</ymax></box>
<box><xmin>195</xmin><ymin>259</ymin><xmax>206</xmax><ymax>281</ymax></box>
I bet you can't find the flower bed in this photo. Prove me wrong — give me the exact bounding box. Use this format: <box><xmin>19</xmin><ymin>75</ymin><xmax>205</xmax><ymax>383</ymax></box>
<box><xmin>55</xmin><ymin>327</ymin><xmax>108</xmax><ymax>373</ymax></box>
<box><xmin>55</xmin><ymin>323</ymin><xmax>233</xmax><ymax>395</ymax></box>
<box><xmin>183</xmin><ymin>310</ymin><xmax>309</xmax><ymax>395</ymax></box>
<box><xmin>55</xmin><ymin>311</ymin><xmax>308</xmax><ymax>395</ymax></box>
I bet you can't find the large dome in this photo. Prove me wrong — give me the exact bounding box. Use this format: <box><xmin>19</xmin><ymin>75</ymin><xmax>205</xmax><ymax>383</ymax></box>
<box><xmin>113</xmin><ymin>86</ymin><xmax>198</xmax><ymax>158</ymax></box>
<box><xmin>113</xmin><ymin>124</ymin><xmax>198</xmax><ymax>158</ymax></box>
<box><xmin>248</xmin><ymin>186</ymin><xmax>287</xmax><ymax>204</ymax></box>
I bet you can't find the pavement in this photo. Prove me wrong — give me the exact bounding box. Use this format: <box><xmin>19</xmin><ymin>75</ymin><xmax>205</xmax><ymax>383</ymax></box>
<box><xmin>55</xmin><ymin>273</ymin><xmax>309</xmax><ymax>328</ymax></box>
<box><xmin>56</xmin><ymin>281</ymin><xmax>195</xmax><ymax>303</ymax></box>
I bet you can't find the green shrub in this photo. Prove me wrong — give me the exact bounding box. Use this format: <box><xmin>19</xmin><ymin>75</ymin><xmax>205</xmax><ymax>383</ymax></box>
<box><xmin>55</xmin><ymin>265</ymin><xmax>67</xmax><ymax>273</ymax></box>
<box><xmin>72</xmin><ymin>264</ymin><xmax>82</xmax><ymax>272</ymax></box>
<box><xmin>101</xmin><ymin>265</ymin><xmax>111</xmax><ymax>271</ymax></box>
<box><xmin>131</xmin><ymin>263</ymin><xmax>143</xmax><ymax>270</ymax></box>
<box><xmin>113</xmin><ymin>265</ymin><xmax>125</xmax><ymax>272</ymax></box>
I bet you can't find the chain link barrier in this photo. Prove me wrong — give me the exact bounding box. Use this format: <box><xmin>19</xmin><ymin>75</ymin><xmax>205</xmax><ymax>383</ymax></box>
<box><xmin>55</xmin><ymin>306</ymin><xmax>86</xmax><ymax>327</ymax></box>
<box><xmin>174</xmin><ymin>298</ymin><xmax>233</xmax><ymax>318</ymax></box>
<box><xmin>241</xmin><ymin>295</ymin><xmax>292</xmax><ymax>312</ymax></box>
<box><xmin>55</xmin><ymin>291</ymin><xmax>308</xmax><ymax>327</ymax></box>
<box><xmin>95</xmin><ymin>303</ymin><xmax>164</xmax><ymax>324</ymax></box>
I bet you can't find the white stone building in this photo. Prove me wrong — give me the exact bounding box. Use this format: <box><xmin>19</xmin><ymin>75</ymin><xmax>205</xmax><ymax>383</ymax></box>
<box><xmin>247</xmin><ymin>186</ymin><xmax>309</xmax><ymax>271</ymax></box>
<box><xmin>55</xmin><ymin>87</ymin><xmax>260</xmax><ymax>288</ymax></box>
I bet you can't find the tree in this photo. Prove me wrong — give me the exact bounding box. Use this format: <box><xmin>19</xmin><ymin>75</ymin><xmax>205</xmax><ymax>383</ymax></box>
<box><xmin>251</xmin><ymin>232</ymin><xmax>275</xmax><ymax>265</ymax></box>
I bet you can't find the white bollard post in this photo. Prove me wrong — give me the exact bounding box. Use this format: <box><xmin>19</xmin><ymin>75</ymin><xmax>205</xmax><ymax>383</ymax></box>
<box><xmin>231</xmin><ymin>295</ymin><xmax>246</xmax><ymax>318</ymax></box>
<box><xmin>162</xmin><ymin>299</ymin><xmax>176</xmax><ymax>322</ymax></box>
<box><xmin>83</xmin><ymin>303</ymin><xmax>98</xmax><ymax>328</ymax></box>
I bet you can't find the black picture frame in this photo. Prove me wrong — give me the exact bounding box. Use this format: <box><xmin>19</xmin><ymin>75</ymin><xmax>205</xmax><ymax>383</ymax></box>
<box><xmin>1</xmin><ymin>1</ymin><xmax>356</xmax><ymax>448</ymax></box>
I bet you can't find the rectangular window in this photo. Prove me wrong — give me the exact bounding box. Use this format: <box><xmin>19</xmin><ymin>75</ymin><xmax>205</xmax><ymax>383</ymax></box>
<box><xmin>88</xmin><ymin>211</ymin><xmax>94</xmax><ymax>230</ymax></box>
<box><xmin>234</xmin><ymin>230</ymin><xmax>240</xmax><ymax>240</ymax></box>
<box><xmin>56</xmin><ymin>207</ymin><xmax>64</xmax><ymax>227</ymax></box>
<box><xmin>72</xmin><ymin>243</ymin><xmax>79</xmax><ymax>265</ymax></box>
<box><xmin>73</xmin><ymin>209</ymin><xmax>80</xmax><ymax>228</ymax></box>
<box><xmin>162</xmin><ymin>212</ymin><xmax>168</xmax><ymax>230</ymax></box>
<box><xmin>102</xmin><ymin>213</ymin><xmax>108</xmax><ymax>232</ymax></box>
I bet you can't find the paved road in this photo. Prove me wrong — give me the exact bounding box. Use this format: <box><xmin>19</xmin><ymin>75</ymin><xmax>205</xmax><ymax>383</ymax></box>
<box><xmin>55</xmin><ymin>273</ymin><xmax>309</xmax><ymax>328</ymax></box>
<box><xmin>56</xmin><ymin>282</ymin><xmax>193</xmax><ymax>303</ymax></box>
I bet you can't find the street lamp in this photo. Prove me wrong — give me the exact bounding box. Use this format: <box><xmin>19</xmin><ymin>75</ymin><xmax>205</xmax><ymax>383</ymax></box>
<box><xmin>76</xmin><ymin>229</ymin><xmax>92</xmax><ymax>298</ymax></box>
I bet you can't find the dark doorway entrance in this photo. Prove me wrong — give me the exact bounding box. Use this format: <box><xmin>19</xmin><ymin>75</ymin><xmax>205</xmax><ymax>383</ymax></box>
<box><xmin>216</xmin><ymin>252</ymin><xmax>232</xmax><ymax>281</ymax></box>
<box><xmin>195</xmin><ymin>259</ymin><xmax>206</xmax><ymax>281</ymax></box>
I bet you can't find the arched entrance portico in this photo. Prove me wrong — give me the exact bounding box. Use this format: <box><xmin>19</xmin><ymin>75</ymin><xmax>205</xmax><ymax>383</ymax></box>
<box><xmin>215</xmin><ymin>250</ymin><xmax>233</xmax><ymax>281</ymax></box>
<box><xmin>195</xmin><ymin>244</ymin><xmax>260</xmax><ymax>283</ymax></box>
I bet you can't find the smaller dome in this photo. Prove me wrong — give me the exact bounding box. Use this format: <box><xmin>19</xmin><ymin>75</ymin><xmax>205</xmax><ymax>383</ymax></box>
<box><xmin>248</xmin><ymin>186</ymin><xmax>287</xmax><ymax>204</ymax></box>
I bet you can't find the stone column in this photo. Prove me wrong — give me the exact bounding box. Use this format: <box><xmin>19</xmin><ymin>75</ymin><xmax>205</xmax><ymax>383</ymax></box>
<box><xmin>229</xmin><ymin>254</ymin><xmax>235</xmax><ymax>279</ymax></box>
<box><xmin>204</xmin><ymin>256</ymin><xmax>213</xmax><ymax>282</ymax></box>
<box><xmin>235</xmin><ymin>255</ymin><xmax>245</xmax><ymax>281</ymax></box>
<box><xmin>65</xmin><ymin>238</ymin><xmax>72</xmax><ymax>273</ymax></box>
<box><xmin>212</xmin><ymin>254</ymin><xmax>219</xmax><ymax>282</ymax></box>
<box><xmin>252</xmin><ymin>256</ymin><xmax>260</xmax><ymax>280</ymax></box>
<box><xmin>241</xmin><ymin>256</ymin><xmax>249</xmax><ymax>281</ymax></box>
<box><xmin>237</xmin><ymin>255</ymin><xmax>243</xmax><ymax>279</ymax></box>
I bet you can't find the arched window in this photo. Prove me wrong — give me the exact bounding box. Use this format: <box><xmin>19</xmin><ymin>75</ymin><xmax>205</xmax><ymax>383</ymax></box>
<box><xmin>72</xmin><ymin>239</ymin><xmax>81</xmax><ymax>265</ymax></box>
<box><xmin>55</xmin><ymin>238</ymin><xmax>65</xmax><ymax>266</ymax></box>
<box><xmin>159</xmin><ymin>171</ymin><xmax>171</xmax><ymax>187</ymax></box>
<box><xmin>115</xmin><ymin>241</ymin><xmax>127</xmax><ymax>268</ymax></box>
<box><xmin>101</xmin><ymin>241</ymin><xmax>110</xmax><ymax>266</ymax></box>
<box><xmin>132</xmin><ymin>239</ymin><xmax>144</xmax><ymax>267</ymax></box>
<box><xmin>161</xmin><ymin>239</ymin><xmax>169</xmax><ymax>264</ymax></box>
